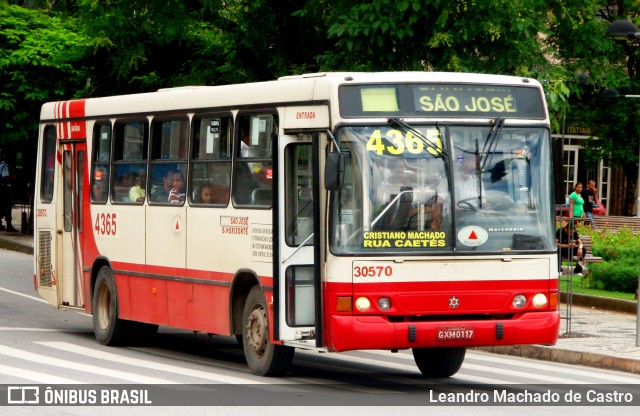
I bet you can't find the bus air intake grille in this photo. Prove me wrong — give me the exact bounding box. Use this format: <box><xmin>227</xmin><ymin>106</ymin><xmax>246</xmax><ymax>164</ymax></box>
<box><xmin>38</xmin><ymin>231</ymin><xmax>52</xmax><ymax>287</ymax></box>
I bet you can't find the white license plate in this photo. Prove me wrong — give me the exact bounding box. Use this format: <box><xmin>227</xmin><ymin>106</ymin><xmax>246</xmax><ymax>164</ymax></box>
<box><xmin>437</xmin><ymin>327</ymin><xmax>474</xmax><ymax>340</ymax></box>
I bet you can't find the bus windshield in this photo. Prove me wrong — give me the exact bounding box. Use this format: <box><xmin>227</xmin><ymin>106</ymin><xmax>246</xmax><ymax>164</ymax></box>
<box><xmin>330</xmin><ymin>124</ymin><xmax>555</xmax><ymax>254</ymax></box>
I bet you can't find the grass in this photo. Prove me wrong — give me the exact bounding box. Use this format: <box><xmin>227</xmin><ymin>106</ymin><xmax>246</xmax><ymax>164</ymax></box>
<box><xmin>559</xmin><ymin>273</ymin><xmax>637</xmax><ymax>301</ymax></box>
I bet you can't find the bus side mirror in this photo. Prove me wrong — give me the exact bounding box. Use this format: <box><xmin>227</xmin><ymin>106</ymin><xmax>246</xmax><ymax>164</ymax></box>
<box><xmin>325</xmin><ymin>151</ymin><xmax>344</xmax><ymax>191</ymax></box>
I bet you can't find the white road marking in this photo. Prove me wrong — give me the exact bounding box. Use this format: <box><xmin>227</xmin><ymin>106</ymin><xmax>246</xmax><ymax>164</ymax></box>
<box><xmin>0</xmin><ymin>327</ymin><xmax>64</xmax><ymax>332</ymax></box>
<box><xmin>0</xmin><ymin>363</ymin><xmax>83</xmax><ymax>384</ymax></box>
<box><xmin>0</xmin><ymin>345</ymin><xmax>176</xmax><ymax>384</ymax></box>
<box><xmin>0</xmin><ymin>286</ymin><xmax>47</xmax><ymax>303</ymax></box>
<box><xmin>38</xmin><ymin>342</ymin><xmax>267</xmax><ymax>385</ymax></box>
<box><xmin>357</xmin><ymin>349</ymin><xmax>640</xmax><ymax>383</ymax></box>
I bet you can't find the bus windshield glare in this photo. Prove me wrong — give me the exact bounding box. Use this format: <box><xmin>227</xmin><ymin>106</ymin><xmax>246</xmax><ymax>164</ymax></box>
<box><xmin>330</xmin><ymin>124</ymin><xmax>555</xmax><ymax>254</ymax></box>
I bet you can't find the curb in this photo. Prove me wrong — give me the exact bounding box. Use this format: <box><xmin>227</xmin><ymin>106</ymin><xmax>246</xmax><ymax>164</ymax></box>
<box><xmin>560</xmin><ymin>292</ymin><xmax>638</xmax><ymax>315</ymax></box>
<box><xmin>476</xmin><ymin>294</ymin><xmax>638</xmax><ymax>374</ymax></box>
<box><xmin>477</xmin><ymin>345</ymin><xmax>640</xmax><ymax>375</ymax></box>
<box><xmin>0</xmin><ymin>237</ymin><xmax>33</xmax><ymax>255</ymax></box>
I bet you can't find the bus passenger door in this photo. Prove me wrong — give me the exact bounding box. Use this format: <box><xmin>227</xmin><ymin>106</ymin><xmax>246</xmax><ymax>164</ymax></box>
<box><xmin>59</xmin><ymin>141</ymin><xmax>86</xmax><ymax>308</ymax></box>
<box><xmin>276</xmin><ymin>137</ymin><xmax>317</xmax><ymax>345</ymax></box>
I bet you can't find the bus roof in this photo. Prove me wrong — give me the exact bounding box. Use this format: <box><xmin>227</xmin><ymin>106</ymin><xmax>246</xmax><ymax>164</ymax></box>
<box><xmin>40</xmin><ymin>72</ymin><xmax>543</xmax><ymax>121</ymax></box>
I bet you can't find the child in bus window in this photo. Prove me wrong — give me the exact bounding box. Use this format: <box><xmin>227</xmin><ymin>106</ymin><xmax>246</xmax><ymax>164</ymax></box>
<box><xmin>194</xmin><ymin>182</ymin><xmax>215</xmax><ymax>204</ymax></box>
<box><xmin>195</xmin><ymin>181</ymin><xmax>228</xmax><ymax>204</ymax></box>
<box><xmin>168</xmin><ymin>171</ymin><xmax>186</xmax><ymax>204</ymax></box>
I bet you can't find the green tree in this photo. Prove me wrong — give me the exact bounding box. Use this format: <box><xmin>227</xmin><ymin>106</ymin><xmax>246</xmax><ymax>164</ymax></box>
<box><xmin>0</xmin><ymin>2</ymin><xmax>90</xmax><ymax>143</ymax></box>
<box><xmin>5</xmin><ymin>0</ymin><xmax>640</xmax><ymax>214</ymax></box>
<box><xmin>301</xmin><ymin>0</ymin><xmax>639</xmax><ymax>214</ymax></box>
<box><xmin>572</xmin><ymin>1</ymin><xmax>640</xmax><ymax>216</ymax></box>
<box><xmin>72</xmin><ymin>0</ymin><xmax>331</xmax><ymax>95</ymax></box>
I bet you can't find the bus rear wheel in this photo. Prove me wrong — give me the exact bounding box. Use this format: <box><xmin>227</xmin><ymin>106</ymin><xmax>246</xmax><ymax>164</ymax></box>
<box><xmin>242</xmin><ymin>286</ymin><xmax>294</xmax><ymax>376</ymax></box>
<box><xmin>92</xmin><ymin>266</ymin><xmax>158</xmax><ymax>345</ymax></box>
<box><xmin>93</xmin><ymin>266</ymin><xmax>128</xmax><ymax>345</ymax></box>
<box><xmin>412</xmin><ymin>347</ymin><xmax>466</xmax><ymax>377</ymax></box>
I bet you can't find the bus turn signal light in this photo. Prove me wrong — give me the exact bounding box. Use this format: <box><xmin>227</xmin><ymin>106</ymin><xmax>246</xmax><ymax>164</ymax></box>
<box><xmin>336</xmin><ymin>296</ymin><xmax>352</xmax><ymax>312</ymax></box>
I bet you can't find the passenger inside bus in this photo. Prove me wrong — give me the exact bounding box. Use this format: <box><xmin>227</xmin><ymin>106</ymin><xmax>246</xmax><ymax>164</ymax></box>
<box><xmin>168</xmin><ymin>171</ymin><xmax>186</xmax><ymax>204</ymax></box>
<box><xmin>193</xmin><ymin>181</ymin><xmax>228</xmax><ymax>204</ymax></box>
<box><xmin>113</xmin><ymin>171</ymin><xmax>134</xmax><ymax>202</ymax></box>
<box><xmin>150</xmin><ymin>167</ymin><xmax>175</xmax><ymax>202</ymax></box>
<box><xmin>92</xmin><ymin>179</ymin><xmax>107</xmax><ymax>202</ymax></box>
<box><xmin>129</xmin><ymin>170</ymin><xmax>146</xmax><ymax>203</ymax></box>
<box><xmin>91</xmin><ymin>167</ymin><xmax>108</xmax><ymax>203</ymax></box>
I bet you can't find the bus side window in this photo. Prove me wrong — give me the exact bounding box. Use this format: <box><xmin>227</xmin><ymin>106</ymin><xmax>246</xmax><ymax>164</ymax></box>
<box><xmin>285</xmin><ymin>143</ymin><xmax>313</xmax><ymax>246</ymax></box>
<box><xmin>148</xmin><ymin>117</ymin><xmax>188</xmax><ymax>205</ymax></box>
<box><xmin>91</xmin><ymin>122</ymin><xmax>111</xmax><ymax>204</ymax></box>
<box><xmin>40</xmin><ymin>125</ymin><xmax>57</xmax><ymax>203</ymax></box>
<box><xmin>112</xmin><ymin>120</ymin><xmax>148</xmax><ymax>204</ymax></box>
<box><xmin>189</xmin><ymin>115</ymin><xmax>232</xmax><ymax>206</ymax></box>
<box><xmin>233</xmin><ymin>113</ymin><xmax>276</xmax><ymax>207</ymax></box>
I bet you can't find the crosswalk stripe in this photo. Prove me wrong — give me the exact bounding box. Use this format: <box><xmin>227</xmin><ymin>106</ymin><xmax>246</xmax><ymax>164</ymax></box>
<box><xmin>460</xmin><ymin>362</ymin><xmax>579</xmax><ymax>383</ymax></box>
<box><xmin>346</xmin><ymin>349</ymin><xmax>578</xmax><ymax>383</ymax></box>
<box><xmin>0</xmin><ymin>363</ymin><xmax>82</xmax><ymax>384</ymax></box>
<box><xmin>296</xmin><ymin>349</ymin><xmax>509</xmax><ymax>385</ymax></box>
<box><xmin>0</xmin><ymin>327</ymin><xmax>71</xmax><ymax>332</ymax></box>
<box><xmin>0</xmin><ymin>345</ymin><xmax>176</xmax><ymax>384</ymax></box>
<box><xmin>37</xmin><ymin>342</ymin><xmax>266</xmax><ymax>385</ymax></box>
<box><xmin>360</xmin><ymin>349</ymin><xmax>640</xmax><ymax>383</ymax></box>
<box><xmin>467</xmin><ymin>350</ymin><xmax>640</xmax><ymax>383</ymax></box>
<box><xmin>3</xmin><ymin>339</ymin><xmax>640</xmax><ymax>387</ymax></box>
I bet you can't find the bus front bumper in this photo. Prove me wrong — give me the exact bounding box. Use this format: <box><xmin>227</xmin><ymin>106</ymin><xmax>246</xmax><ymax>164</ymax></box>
<box><xmin>328</xmin><ymin>311</ymin><xmax>559</xmax><ymax>352</ymax></box>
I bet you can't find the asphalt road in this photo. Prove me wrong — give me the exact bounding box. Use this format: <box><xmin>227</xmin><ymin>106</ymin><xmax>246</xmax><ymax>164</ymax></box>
<box><xmin>1</xmin><ymin>248</ymin><xmax>639</xmax><ymax>415</ymax></box>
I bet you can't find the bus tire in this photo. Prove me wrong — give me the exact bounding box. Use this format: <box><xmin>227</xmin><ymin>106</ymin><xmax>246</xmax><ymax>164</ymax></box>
<box><xmin>242</xmin><ymin>286</ymin><xmax>294</xmax><ymax>376</ymax></box>
<box><xmin>92</xmin><ymin>266</ymin><xmax>129</xmax><ymax>346</ymax></box>
<box><xmin>412</xmin><ymin>347</ymin><xmax>466</xmax><ymax>377</ymax></box>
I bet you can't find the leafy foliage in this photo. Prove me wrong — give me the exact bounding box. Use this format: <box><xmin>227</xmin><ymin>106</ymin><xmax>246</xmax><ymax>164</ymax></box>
<box><xmin>2</xmin><ymin>0</ymin><xmax>640</xmax><ymax>209</ymax></box>
<box><xmin>583</xmin><ymin>227</ymin><xmax>640</xmax><ymax>294</ymax></box>
<box><xmin>0</xmin><ymin>3</ymin><xmax>90</xmax><ymax>142</ymax></box>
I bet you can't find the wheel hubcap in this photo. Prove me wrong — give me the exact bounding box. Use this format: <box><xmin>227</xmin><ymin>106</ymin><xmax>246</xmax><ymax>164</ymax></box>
<box><xmin>246</xmin><ymin>306</ymin><xmax>268</xmax><ymax>358</ymax></box>
<box><xmin>97</xmin><ymin>284</ymin><xmax>111</xmax><ymax>330</ymax></box>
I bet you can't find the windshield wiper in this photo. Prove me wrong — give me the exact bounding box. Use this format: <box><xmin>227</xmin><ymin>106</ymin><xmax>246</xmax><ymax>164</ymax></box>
<box><xmin>388</xmin><ymin>117</ymin><xmax>447</xmax><ymax>159</ymax></box>
<box><xmin>480</xmin><ymin>117</ymin><xmax>504</xmax><ymax>172</ymax></box>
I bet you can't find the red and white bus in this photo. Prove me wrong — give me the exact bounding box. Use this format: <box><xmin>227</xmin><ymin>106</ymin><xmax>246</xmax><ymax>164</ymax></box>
<box><xmin>34</xmin><ymin>72</ymin><xmax>559</xmax><ymax>377</ymax></box>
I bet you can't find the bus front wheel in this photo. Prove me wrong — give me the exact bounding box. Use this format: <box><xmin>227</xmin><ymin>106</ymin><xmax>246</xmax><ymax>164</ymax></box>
<box><xmin>412</xmin><ymin>347</ymin><xmax>466</xmax><ymax>377</ymax></box>
<box><xmin>242</xmin><ymin>286</ymin><xmax>294</xmax><ymax>376</ymax></box>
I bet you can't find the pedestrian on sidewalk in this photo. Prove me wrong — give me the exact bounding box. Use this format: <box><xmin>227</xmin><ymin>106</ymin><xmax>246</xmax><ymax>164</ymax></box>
<box><xmin>556</xmin><ymin>219</ymin><xmax>586</xmax><ymax>275</ymax></box>
<box><xmin>580</xmin><ymin>179</ymin><xmax>600</xmax><ymax>227</ymax></box>
<box><xmin>568</xmin><ymin>182</ymin><xmax>586</xmax><ymax>222</ymax></box>
<box><xmin>0</xmin><ymin>149</ymin><xmax>18</xmax><ymax>232</ymax></box>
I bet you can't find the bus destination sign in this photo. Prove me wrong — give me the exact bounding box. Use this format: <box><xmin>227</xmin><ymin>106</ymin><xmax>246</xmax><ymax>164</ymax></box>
<box><xmin>339</xmin><ymin>84</ymin><xmax>546</xmax><ymax>119</ymax></box>
<box><xmin>415</xmin><ymin>85</ymin><xmax>517</xmax><ymax>115</ymax></box>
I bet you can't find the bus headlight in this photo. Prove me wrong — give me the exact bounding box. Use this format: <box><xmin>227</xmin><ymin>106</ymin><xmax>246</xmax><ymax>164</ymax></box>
<box><xmin>377</xmin><ymin>297</ymin><xmax>391</xmax><ymax>311</ymax></box>
<box><xmin>355</xmin><ymin>297</ymin><xmax>371</xmax><ymax>312</ymax></box>
<box><xmin>532</xmin><ymin>293</ymin><xmax>548</xmax><ymax>307</ymax></box>
<box><xmin>512</xmin><ymin>295</ymin><xmax>527</xmax><ymax>308</ymax></box>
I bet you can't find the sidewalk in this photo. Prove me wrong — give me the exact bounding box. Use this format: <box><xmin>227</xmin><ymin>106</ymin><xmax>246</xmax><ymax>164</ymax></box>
<box><xmin>1</xmin><ymin>208</ymin><xmax>639</xmax><ymax>374</ymax></box>
<box><xmin>0</xmin><ymin>205</ymin><xmax>33</xmax><ymax>255</ymax></box>
<box><xmin>481</xmin><ymin>299</ymin><xmax>640</xmax><ymax>375</ymax></box>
